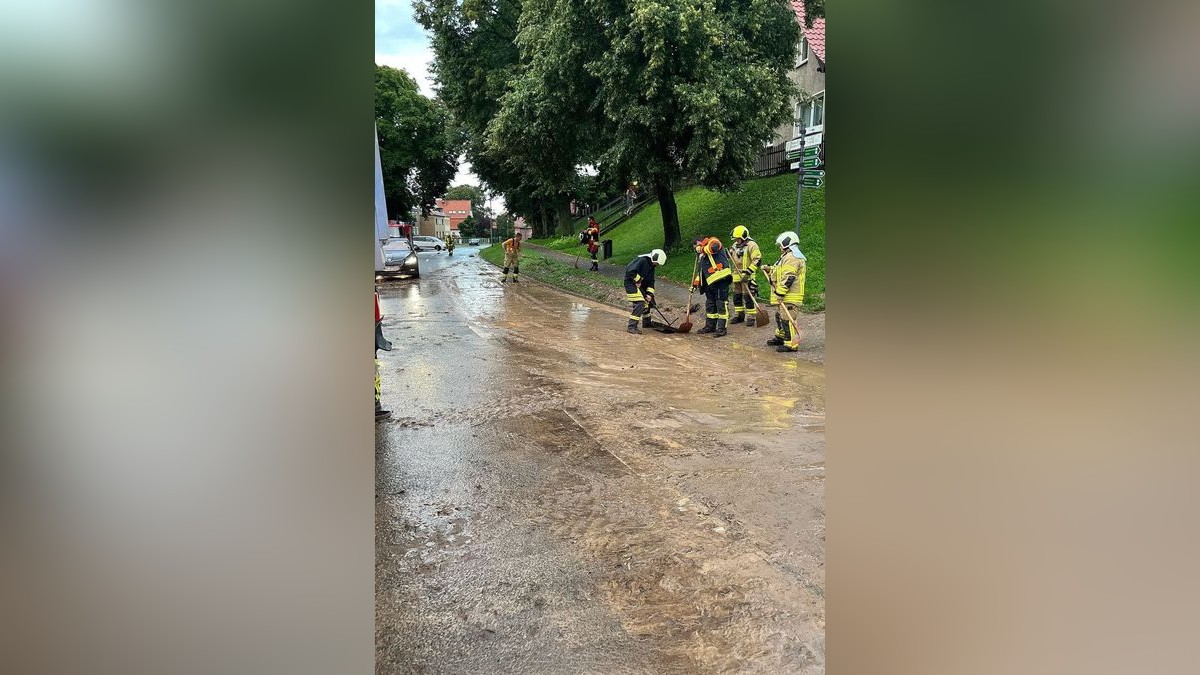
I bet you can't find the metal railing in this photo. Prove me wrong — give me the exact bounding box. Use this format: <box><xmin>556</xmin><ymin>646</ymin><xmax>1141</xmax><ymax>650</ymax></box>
<box><xmin>754</xmin><ymin>142</ymin><xmax>791</xmax><ymax>177</ymax></box>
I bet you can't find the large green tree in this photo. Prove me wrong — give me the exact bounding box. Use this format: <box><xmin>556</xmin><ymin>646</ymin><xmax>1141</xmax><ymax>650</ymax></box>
<box><xmin>374</xmin><ymin>65</ymin><xmax>462</xmax><ymax>220</ymax></box>
<box><xmin>414</xmin><ymin>0</ymin><xmax>538</xmax><ymax>222</ymax></box>
<box><xmin>444</xmin><ymin>183</ymin><xmax>486</xmax><ymax>207</ymax></box>
<box><xmin>486</xmin><ymin>0</ymin><xmax>602</xmax><ymax>236</ymax></box>
<box><xmin>583</xmin><ymin>0</ymin><xmax>800</xmax><ymax>249</ymax></box>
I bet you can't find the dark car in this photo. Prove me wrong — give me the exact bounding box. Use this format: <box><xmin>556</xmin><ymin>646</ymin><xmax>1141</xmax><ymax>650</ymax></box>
<box><xmin>382</xmin><ymin>240</ymin><xmax>420</xmax><ymax>278</ymax></box>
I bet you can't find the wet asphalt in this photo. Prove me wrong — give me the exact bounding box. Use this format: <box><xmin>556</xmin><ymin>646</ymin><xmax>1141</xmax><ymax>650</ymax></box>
<box><xmin>376</xmin><ymin>247</ymin><xmax>825</xmax><ymax>674</ymax></box>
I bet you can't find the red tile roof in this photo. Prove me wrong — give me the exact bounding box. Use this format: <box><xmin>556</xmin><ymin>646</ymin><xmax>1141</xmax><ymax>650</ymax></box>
<box><xmin>790</xmin><ymin>1</ymin><xmax>825</xmax><ymax>63</ymax></box>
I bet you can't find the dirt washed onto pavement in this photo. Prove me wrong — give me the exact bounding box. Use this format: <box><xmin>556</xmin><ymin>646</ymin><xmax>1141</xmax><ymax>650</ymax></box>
<box><xmin>376</xmin><ymin>252</ymin><xmax>824</xmax><ymax>673</ymax></box>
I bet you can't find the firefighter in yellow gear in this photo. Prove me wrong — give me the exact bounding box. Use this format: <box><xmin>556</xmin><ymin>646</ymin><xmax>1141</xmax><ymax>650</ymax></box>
<box><xmin>763</xmin><ymin>231</ymin><xmax>806</xmax><ymax>352</ymax></box>
<box><xmin>501</xmin><ymin>232</ymin><xmax>523</xmax><ymax>283</ymax></box>
<box><xmin>729</xmin><ymin>225</ymin><xmax>762</xmax><ymax>325</ymax></box>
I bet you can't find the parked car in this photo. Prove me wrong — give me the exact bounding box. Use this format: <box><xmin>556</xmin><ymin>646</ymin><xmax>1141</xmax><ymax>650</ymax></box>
<box><xmin>411</xmin><ymin>235</ymin><xmax>444</xmax><ymax>251</ymax></box>
<box><xmin>468</xmin><ymin>238</ymin><xmax>481</xmax><ymax>246</ymax></box>
<box><xmin>382</xmin><ymin>240</ymin><xmax>420</xmax><ymax>278</ymax></box>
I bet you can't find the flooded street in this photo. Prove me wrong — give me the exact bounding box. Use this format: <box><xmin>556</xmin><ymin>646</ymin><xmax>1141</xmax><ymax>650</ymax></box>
<box><xmin>376</xmin><ymin>248</ymin><xmax>825</xmax><ymax>673</ymax></box>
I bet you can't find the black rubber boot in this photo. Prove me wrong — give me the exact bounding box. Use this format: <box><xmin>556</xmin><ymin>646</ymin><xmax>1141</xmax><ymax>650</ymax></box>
<box><xmin>730</xmin><ymin>313</ymin><xmax>745</xmax><ymax>324</ymax></box>
<box><xmin>767</xmin><ymin>336</ymin><xmax>784</xmax><ymax>346</ymax></box>
<box><xmin>714</xmin><ymin>319</ymin><xmax>727</xmax><ymax>337</ymax></box>
<box><xmin>697</xmin><ymin>318</ymin><xmax>716</xmax><ymax>334</ymax></box>
<box><xmin>627</xmin><ymin>323</ymin><xmax>643</xmax><ymax>334</ymax></box>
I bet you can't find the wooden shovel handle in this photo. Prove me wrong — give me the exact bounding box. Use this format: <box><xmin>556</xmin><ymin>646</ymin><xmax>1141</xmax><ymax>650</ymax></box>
<box><xmin>683</xmin><ymin>255</ymin><xmax>699</xmax><ymax>321</ymax></box>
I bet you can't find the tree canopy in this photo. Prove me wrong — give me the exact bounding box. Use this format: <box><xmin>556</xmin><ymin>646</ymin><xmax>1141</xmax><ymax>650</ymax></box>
<box><xmin>417</xmin><ymin>0</ymin><xmax>801</xmax><ymax>249</ymax></box>
<box><xmin>374</xmin><ymin>65</ymin><xmax>462</xmax><ymax>220</ymax></box>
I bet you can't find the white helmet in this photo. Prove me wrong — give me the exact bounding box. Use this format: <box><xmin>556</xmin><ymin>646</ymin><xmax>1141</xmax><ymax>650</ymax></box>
<box><xmin>776</xmin><ymin>231</ymin><xmax>799</xmax><ymax>249</ymax></box>
<box><xmin>648</xmin><ymin>249</ymin><xmax>667</xmax><ymax>265</ymax></box>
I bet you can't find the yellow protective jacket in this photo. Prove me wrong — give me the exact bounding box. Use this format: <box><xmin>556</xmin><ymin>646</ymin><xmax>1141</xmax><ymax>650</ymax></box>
<box><xmin>769</xmin><ymin>250</ymin><xmax>806</xmax><ymax>305</ymax></box>
<box><xmin>503</xmin><ymin>238</ymin><xmax>521</xmax><ymax>255</ymax></box>
<box><xmin>732</xmin><ymin>239</ymin><xmax>762</xmax><ymax>280</ymax></box>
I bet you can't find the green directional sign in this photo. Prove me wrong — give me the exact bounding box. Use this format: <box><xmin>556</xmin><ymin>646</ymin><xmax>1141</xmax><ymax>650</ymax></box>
<box><xmin>785</xmin><ymin>146</ymin><xmax>821</xmax><ymax>160</ymax></box>
<box><xmin>801</xmin><ymin>176</ymin><xmax>824</xmax><ymax>188</ymax></box>
<box><xmin>801</xmin><ymin>156</ymin><xmax>821</xmax><ymax>168</ymax></box>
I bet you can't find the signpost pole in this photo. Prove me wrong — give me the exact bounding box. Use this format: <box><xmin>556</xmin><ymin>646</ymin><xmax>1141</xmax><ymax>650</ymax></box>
<box><xmin>795</xmin><ymin>130</ymin><xmax>805</xmax><ymax>236</ymax></box>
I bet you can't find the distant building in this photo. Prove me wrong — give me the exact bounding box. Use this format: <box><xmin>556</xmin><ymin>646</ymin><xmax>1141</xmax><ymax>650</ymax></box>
<box><xmin>513</xmin><ymin>216</ymin><xmax>533</xmax><ymax>240</ymax></box>
<box><xmin>417</xmin><ymin>207</ymin><xmax>448</xmax><ymax>238</ymax></box>
<box><xmin>435</xmin><ymin>199</ymin><xmax>472</xmax><ymax>234</ymax></box>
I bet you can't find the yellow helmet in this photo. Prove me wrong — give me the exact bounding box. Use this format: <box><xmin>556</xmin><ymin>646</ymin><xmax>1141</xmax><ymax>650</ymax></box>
<box><xmin>731</xmin><ymin>225</ymin><xmax>749</xmax><ymax>240</ymax></box>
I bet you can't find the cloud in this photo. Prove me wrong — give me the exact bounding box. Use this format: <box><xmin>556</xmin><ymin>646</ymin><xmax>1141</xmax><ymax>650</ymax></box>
<box><xmin>375</xmin><ymin>0</ymin><xmax>436</xmax><ymax>96</ymax></box>
<box><xmin>375</xmin><ymin>48</ymin><xmax>435</xmax><ymax>97</ymax></box>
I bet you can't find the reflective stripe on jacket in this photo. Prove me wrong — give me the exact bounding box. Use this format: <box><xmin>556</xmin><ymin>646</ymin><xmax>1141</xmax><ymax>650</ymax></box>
<box><xmin>623</xmin><ymin>255</ymin><xmax>656</xmax><ymax>298</ymax></box>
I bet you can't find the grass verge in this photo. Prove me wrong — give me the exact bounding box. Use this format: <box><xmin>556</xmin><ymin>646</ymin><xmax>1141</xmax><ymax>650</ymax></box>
<box><xmin>479</xmin><ymin>245</ymin><xmax>625</xmax><ymax>305</ymax></box>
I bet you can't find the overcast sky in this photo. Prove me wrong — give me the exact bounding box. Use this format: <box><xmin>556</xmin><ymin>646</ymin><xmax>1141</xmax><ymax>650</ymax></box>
<box><xmin>375</xmin><ymin>0</ymin><xmax>504</xmax><ymax>212</ymax></box>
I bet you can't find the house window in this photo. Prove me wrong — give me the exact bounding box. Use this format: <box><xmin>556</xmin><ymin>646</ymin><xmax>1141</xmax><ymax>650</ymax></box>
<box><xmin>794</xmin><ymin>91</ymin><xmax>825</xmax><ymax>137</ymax></box>
<box><xmin>797</xmin><ymin>36</ymin><xmax>809</xmax><ymax>67</ymax></box>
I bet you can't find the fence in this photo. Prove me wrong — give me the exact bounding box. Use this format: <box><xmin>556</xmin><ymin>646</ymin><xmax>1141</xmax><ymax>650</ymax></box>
<box><xmin>754</xmin><ymin>139</ymin><xmax>826</xmax><ymax>178</ymax></box>
<box><xmin>754</xmin><ymin>142</ymin><xmax>791</xmax><ymax>177</ymax></box>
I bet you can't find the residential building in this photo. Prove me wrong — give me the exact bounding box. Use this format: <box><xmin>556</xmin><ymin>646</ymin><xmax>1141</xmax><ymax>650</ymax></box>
<box><xmin>771</xmin><ymin>2</ymin><xmax>825</xmax><ymax>146</ymax></box>
<box><xmin>416</xmin><ymin>207</ymin><xmax>448</xmax><ymax>238</ymax></box>
<box><xmin>435</xmin><ymin>199</ymin><xmax>472</xmax><ymax>233</ymax></box>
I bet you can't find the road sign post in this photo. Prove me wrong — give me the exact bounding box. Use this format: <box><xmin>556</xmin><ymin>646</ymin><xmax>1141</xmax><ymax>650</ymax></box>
<box><xmin>795</xmin><ymin>132</ymin><xmax>805</xmax><ymax>236</ymax></box>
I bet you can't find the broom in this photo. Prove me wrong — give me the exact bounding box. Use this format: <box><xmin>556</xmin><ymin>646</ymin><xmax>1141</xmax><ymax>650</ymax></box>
<box><xmin>676</xmin><ymin>255</ymin><xmax>700</xmax><ymax>333</ymax></box>
<box><xmin>745</xmin><ymin>281</ymin><xmax>772</xmax><ymax>327</ymax></box>
<box><xmin>777</xmin><ymin>297</ymin><xmax>802</xmax><ymax>348</ymax></box>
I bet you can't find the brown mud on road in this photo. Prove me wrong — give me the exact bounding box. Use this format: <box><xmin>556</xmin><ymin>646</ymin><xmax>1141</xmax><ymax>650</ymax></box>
<box><xmin>376</xmin><ymin>251</ymin><xmax>824</xmax><ymax>673</ymax></box>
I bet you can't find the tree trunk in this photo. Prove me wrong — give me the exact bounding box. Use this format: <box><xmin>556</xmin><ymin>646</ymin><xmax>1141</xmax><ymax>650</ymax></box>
<box><xmin>538</xmin><ymin>205</ymin><xmax>552</xmax><ymax>239</ymax></box>
<box><xmin>656</xmin><ymin>183</ymin><xmax>681</xmax><ymax>250</ymax></box>
<box><xmin>555</xmin><ymin>195</ymin><xmax>574</xmax><ymax>236</ymax></box>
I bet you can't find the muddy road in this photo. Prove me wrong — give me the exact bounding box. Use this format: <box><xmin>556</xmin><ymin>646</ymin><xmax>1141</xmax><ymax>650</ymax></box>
<box><xmin>376</xmin><ymin>249</ymin><xmax>825</xmax><ymax>673</ymax></box>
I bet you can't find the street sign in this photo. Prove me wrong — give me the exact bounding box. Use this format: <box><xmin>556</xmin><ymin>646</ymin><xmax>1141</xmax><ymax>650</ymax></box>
<box><xmin>801</xmin><ymin>176</ymin><xmax>824</xmax><ymax>188</ymax></box>
<box><xmin>801</xmin><ymin>156</ymin><xmax>821</xmax><ymax>168</ymax></box>
<box><xmin>785</xmin><ymin>132</ymin><xmax>822</xmax><ymax>152</ymax></box>
<box><xmin>785</xmin><ymin>146</ymin><xmax>821</xmax><ymax>160</ymax></box>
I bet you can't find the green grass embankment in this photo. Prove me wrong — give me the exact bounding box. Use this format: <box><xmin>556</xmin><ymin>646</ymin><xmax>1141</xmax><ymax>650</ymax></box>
<box><xmin>479</xmin><ymin>245</ymin><xmax>624</xmax><ymax>304</ymax></box>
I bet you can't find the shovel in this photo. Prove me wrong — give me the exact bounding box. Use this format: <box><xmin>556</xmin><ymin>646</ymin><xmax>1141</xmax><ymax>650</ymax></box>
<box><xmin>676</xmin><ymin>255</ymin><xmax>700</xmax><ymax>333</ymax></box>
<box><xmin>746</xmin><ymin>287</ymin><xmax>771</xmax><ymax>327</ymax></box>
<box><xmin>650</xmin><ymin>305</ymin><xmax>679</xmax><ymax>333</ymax></box>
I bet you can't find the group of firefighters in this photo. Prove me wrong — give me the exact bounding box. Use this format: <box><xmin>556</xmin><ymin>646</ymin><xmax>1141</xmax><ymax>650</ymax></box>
<box><xmin>622</xmin><ymin>226</ymin><xmax>807</xmax><ymax>353</ymax></box>
<box><xmin>498</xmin><ymin>225</ymin><xmax>806</xmax><ymax>353</ymax></box>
